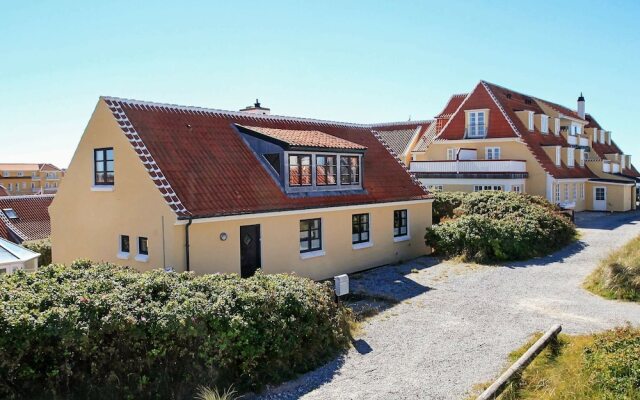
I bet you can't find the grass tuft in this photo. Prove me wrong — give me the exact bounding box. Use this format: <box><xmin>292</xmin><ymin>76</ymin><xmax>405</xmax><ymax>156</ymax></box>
<box><xmin>585</xmin><ymin>235</ymin><xmax>640</xmax><ymax>302</ymax></box>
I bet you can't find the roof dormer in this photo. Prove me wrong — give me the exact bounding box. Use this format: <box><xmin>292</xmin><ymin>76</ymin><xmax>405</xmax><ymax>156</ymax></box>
<box><xmin>535</xmin><ymin>114</ymin><xmax>549</xmax><ymax>134</ymax></box>
<box><xmin>515</xmin><ymin>110</ymin><xmax>535</xmax><ymax>131</ymax></box>
<box><xmin>464</xmin><ymin>109</ymin><xmax>489</xmax><ymax>138</ymax></box>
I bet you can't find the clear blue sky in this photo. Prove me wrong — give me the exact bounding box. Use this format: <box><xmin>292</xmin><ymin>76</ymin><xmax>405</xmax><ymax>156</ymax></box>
<box><xmin>1</xmin><ymin>1</ymin><xmax>639</xmax><ymax>168</ymax></box>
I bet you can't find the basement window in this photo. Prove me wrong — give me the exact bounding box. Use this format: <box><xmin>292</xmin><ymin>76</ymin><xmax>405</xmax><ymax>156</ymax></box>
<box><xmin>2</xmin><ymin>208</ymin><xmax>18</xmax><ymax>220</ymax></box>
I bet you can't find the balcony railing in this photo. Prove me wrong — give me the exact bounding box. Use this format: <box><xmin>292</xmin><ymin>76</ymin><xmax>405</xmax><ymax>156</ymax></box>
<box><xmin>612</xmin><ymin>163</ymin><xmax>620</xmax><ymax>173</ymax></box>
<box><xmin>567</xmin><ymin>135</ymin><xmax>577</xmax><ymax>145</ymax></box>
<box><xmin>464</xmin><ymin>125</ymin><xmax>486</xmax><ymax>138</ymax></box>
<box><xmin>603</xmin><ymin>161</ymin><xmax>611</xmax><ymax>173</ymax></box>
<box><xmin>410</xmin><ymin>160</ymin><xmax>527</xmax><ymax>174</ymax></box>
<box><xmin>579</xmin><ymin>137</ymin><xmax>589</xmax><ymax>147</ymax></box>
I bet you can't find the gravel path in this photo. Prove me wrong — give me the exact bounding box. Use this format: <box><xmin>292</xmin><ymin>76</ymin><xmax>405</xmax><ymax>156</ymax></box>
<box><xmin>256</xmin><ymin>211</ymin><xmax>640</xmax><ymax>400</ymax></box>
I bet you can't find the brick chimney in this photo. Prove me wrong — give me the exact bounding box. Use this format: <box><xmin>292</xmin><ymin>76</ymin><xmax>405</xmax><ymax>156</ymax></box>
<box><xmin>240</xmin><ymin>99</ymin><xmax>270</xmax><ymax>115</ymax></box>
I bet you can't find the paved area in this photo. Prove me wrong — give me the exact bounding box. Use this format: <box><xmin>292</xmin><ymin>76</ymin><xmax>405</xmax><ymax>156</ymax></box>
<box><xmin>256</xmin><ymin>211</ymin><xmax>640</xmax><ymax>400</ymax></box>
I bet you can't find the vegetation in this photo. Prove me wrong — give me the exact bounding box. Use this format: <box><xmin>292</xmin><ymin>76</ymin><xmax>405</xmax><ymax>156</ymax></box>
<box><xmin>0</xmin><ymin>261</ymin><xmax>351</xmax><ymax>399</ymax></box>
<box><xmin>425</xmin><ymin>191</ymin><xmax>576</xmax><ymax>263</ymax></box>
<box><xmin>585</xmin><ymin>235</ymin><xmax>640</xmax><ymax>301</ymax></box>
<box><xmin>472</xmin><ymin>326</ymin><xmax>640</xmax><ymax>399</ymax></box>
<box><xmin>21</xmin><ymin>237</ymin><xmax>52</xmax><ymax>266</ymax></box>
<box><xmin>195</xmin><ymin>386</ymin><xmax>238</xmax><ymax>400</ymax></box>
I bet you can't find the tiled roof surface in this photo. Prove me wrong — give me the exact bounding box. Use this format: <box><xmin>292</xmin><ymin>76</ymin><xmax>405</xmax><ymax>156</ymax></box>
<box><xmin>0</xmin><ymin>163</ymin><xmax>40</xmax><ymax>171</ymax></box>
<box><xmin>39</xmin><ymin>163</ymin><xmax>63</xmax><ymax>172</ymax></box>
<box><xmin>0</xmin><ymin>195</ymin><xmax>53</xmax><ymax>242</ymax></box>
<box><xmin>238</xmin><ymin>125</ymin><xmax>367</xmax><ymax>150</ymax></box>
<box><xmin>375</xmin><ymin>128</ymin><xmax>419</xmax><ymax>157</ymax></box>
<box><xmin>0</xmin><ymin>186</ymin><xmax>8</xmax><ymax>196</ymax></box>
<box><xmin>536</xmin><ymin>99</ymin><xmax>584</xmax><ymax>121</ymax></box>
<box><xmin>435</xmin><ymin>93</ymin><xmax>468</xmax><ymax>118</ymax></box>
<box><xmin>103</xmin><ymin>97</ymin><xmax>430</xmax><ymax>218</ymax></box>
<box><xmin>585</xmin><ymin>115</ymin><xmax>639</xmax><ymax>176</ymax></box>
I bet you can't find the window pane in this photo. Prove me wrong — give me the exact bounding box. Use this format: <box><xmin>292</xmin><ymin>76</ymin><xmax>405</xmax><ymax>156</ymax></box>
<box><xmin>352</xmin><ymin>233</ymin><xmax>359</xmax><ymax>242</ymax></box>
<box><xmin>300</xmin><ymin>230</ymin><xmax>309</xmax><ymax>239</ymax></box>
<box><xmin>96</xmin><ymin>162</ymin><xmax>105</xmax><ymax>172</ymax></box>
<box><xmin>300</xmin><ymin>220</ymin><xmax>309</xmax><ymax>231</ymax></box>
<box><xmin>361</xmin><ymin>232</ymin><xmax>368</xmax><ymax>241</ymax></box>
<box><xmin>95</xmin><ymin>150</ymin><xmax>104</xmax><ymax>161</ymax></box>
<box><xmin>106</xmin><ymin>149</ymin><xmax>114</xmax><ymax>160</ymax></box>
<box><xmin>394</xmin><ymin>227</ymin><xmax>399</xmax><ymax>236</ymax></box>
<box><xmin>106</xmin><ymin>161</ymin><xmax>114</xmax><ymax>172</ymax></box>
<box><xmin>311</xmin><ymin>219</ymin><xmax>319</xmax><ymax>229</ymax></box>
<box><xmin>311</xmin><ymin>239</ymin><xmax>320</xmax><ymax>248</ymax></box>
<box><xmin>300</xmin><ymin>241</ymin><xmax>309</xmax><ymax>251</ymax></box>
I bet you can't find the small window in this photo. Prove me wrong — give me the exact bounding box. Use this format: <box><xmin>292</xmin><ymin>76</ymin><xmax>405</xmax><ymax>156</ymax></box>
<box><xmin>394</xmin><ymin>209</ymin><xmax>408</xmax><ymax>237</ymax></box>
<box><xmin>511</xmin><ymin>185</ymin><xmax>522</xmax><ymax>193</ymax></box>
<box><xmin>352</xmin><ymin>213</ymin><xmax>370</xmax><ymax>244</ymax></box>
<box><xmin>540</xmin><ymin>115</ymin><xmax>549</xmax><ymax>134</ymax></box>
<box><xmin>263</xmin><ymin>153</ymin><xmax>281</xmax><ymax>175</ymax></box>
<box><xmin>447</xmin><ymin>148</ymin><xmax>458</xmax><ymax>160</ymax></box>
<box><xmin>17</xmin><ymin>171</ymin><xmax>23</xmax><ymax>177</ymax></box>
<box><xmin>300</xmin><ymin>218</ymin><xmax>321</xmax><ymax>253</ymax></box>
<box><xmin>486</xmin><ymin>147</ymin><xmax>501</xmax><ymax>160</ymax></box>
<box><xmin>120</xmin><ymin>235</ymin><xmax>130</xmax><ymax>253</ymax></box>
<box><xmin>1</xmin><ymin>171</ymin><xmax>8</xmax><ymax>177</ymax></box>
<box><xmin>564</xmin><ymin>184</ymin><xmax>569</xmax><ymax>201</ymax></box>
<box><xmin>288</xmin><ymin>154</ymin><xmax>312</xmax><ymax>186</ymax></box>
<box><xmin>528</xmin><ymin>112</ymin><xmax>534</xmax><ymax>131</ymax></box>
<box><xmin>567</xmin><ymin>148</ymin><xmax>575</xmax><ymax>167</ymax></box>
<box><xmin>2</xmin><ymin>208</ymin><xmax>18</xmax><ymax>220</ymax></box>
<box><xmin>94</xmin><ymin>148</ymin><xmax>115</xmax><ymax>185</ymax></box>
<box><xmin>595</xmin><ymin>187</ymin><xmax>606</xmax><ymax>201</ymax></box>
<box><xmin>554</xmin><ymin>184</ymin><xmax>560</xmax><ymax>203</ymax></box>
<box><xmin>316</xmin><ymin>155</ymin><xmax>337</xmax><ymax>186</ymax></box>
<box><xmin>427</xmin><ymin>185</ymin><xmax>443</xmax><ymax>192</ymax></box>
<box><xmin>138</xmin><ymin>237</ymin><xmax>148</xmax><ymax>256</ymax></box>
<box><xmin>340</xmin><ymin>156</ymin><xmax>360</xmax><ymax>185</ymax></box>
<box><xmin>467</xmin><ymin>111</ymin><xmax>486</xmax><ymax>137</ymax></box>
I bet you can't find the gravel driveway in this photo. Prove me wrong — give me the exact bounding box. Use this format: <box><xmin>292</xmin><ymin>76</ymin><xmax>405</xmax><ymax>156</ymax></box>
<box><xmin>256</xmin><ymin>211</ymin><xmax>640</xmax><ymax>400</ymax></box>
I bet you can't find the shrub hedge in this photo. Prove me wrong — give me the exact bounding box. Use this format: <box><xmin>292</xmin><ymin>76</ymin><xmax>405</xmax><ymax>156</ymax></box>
<box><xmin>21</xmin><ymin>238</ymin><xmax>52</xmax><ymax>266</ymax></box>
<box><xmin>0</xmin><ymin>261</ymin><xmax>351</xmax><ymax>399</ymax></box>
<box><xmin>425</xmin><ymin>191</ymin><xmax>576</xmax><ymax>263</ymax></box>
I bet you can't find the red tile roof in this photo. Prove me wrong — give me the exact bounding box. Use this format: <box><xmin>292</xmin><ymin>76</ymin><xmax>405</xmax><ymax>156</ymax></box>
<box><xmin>584</xmin><ymin>114</ymin><xmax>639</xmax><ymax>177</ymax></box>
<box><xmin>536</xmin><ymin>99</ymin><xmax>584</xmax><ymax>121</ymax></box>
<box><xmin>102</xmin><ymin>97</ymin><xmax>430</xmax><ymax>218</ymax></box>
<box><xmin>238</xmin><ymin>125</ymin><xmax>367</xmax><ymax>151</ymax></box>
<box><xmin>0</xmin><ymin>195</ymin><xmax>53</xmax><ymax>242</ymax></box>
<box><xmin>0</xmin><ymin>186</ymin><xmax>8</xmax><ymax>197</ymax></box>
<box><xmin>435</xmin><ymin>93</ymin><xmax>468</xmax><ymax>118</ymax></box>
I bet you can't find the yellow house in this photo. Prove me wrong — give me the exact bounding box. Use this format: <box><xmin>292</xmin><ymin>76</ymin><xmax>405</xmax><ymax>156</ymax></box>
<box><xmin>409</xmin><ymin>81</ymin><xmax>637</xmax><ymax>212</ymax></box>
<box><xmin>50</xmin><ymin>97</ymin><xmax>433</xmax><ymax>280</ymax></box>
<box><xmin>0</xmin><ymin>163</ymin><xmax>64</xmax><ymax>195</ymax></box>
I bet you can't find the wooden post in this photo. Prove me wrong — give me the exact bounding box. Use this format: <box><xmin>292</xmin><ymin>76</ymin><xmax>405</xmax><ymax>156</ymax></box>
<box><xmin>477</xmin><ymin>324</ymin><xmax>562</xmax><ymax>400</ymax></box>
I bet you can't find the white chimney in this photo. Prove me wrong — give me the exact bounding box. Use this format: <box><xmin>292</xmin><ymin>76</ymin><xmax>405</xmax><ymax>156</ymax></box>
<box><xmin>240</xmin><ymin>99</ymin><xmax>270</xmax><ymax>115</ymax></box>
<box><xmin>577</xmin><ymin>93</ymin><xmax>585</xmax><ymax>119</ymax></box>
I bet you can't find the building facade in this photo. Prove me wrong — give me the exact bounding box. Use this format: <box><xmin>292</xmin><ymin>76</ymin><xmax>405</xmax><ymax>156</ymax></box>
<box><xmin>0</xmin><ymin>163</ymin><xmax>64</xmax><ymax>196</ymax></box>
<box><xmin>50</xmin><ymin>97</ymin><xmax>433</xmax><ymax>280</ymax></box>
<box><xmin>409</xmin><ymin>81</ymin><xmax>638</xmax><ymax>212</ymax></box>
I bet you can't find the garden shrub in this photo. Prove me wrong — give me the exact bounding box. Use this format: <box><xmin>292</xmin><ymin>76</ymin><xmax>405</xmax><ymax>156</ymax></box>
<box><xmin>431</xmin><ymin>191</ymin><xmax>466</xmax><ymax>223</ymax></box>
<box><xmin>425</xmin><ymin>191</ymin><xmax>576</xmax><ymax>263</ymax></box>
<box><xmin>21</xmin><ymin>237</ymin><xmax>52</xmax><ymax>266</ymax></box>
<box><xmin>584</xmin><ymin>325</ymin><xmax>640</xmax><ymax>397</ymax></box>
<box><xmin>0</xmin><ymin>261</ymin><xmax>351</xmax><ymax>399</ymax></box>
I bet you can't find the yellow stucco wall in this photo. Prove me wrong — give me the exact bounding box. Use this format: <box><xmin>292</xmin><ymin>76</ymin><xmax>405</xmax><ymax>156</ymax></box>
<box><xmin>50</xmin><ymin>100</ymin><xmax>183</xmax><ymax>271</ymax></box>
<box><xmin>585</xmin><ymin>181</ymin><xmax>635</xmax><ymax>212</ymax></box>
<box><xmin>187</xmin><ymin>201</ymin><xmax>432</xmax><ymax>281</ymax></box>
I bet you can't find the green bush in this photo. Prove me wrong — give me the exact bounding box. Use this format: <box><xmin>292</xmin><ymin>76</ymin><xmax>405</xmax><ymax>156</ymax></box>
<box><xmin>21</xmin><ymin>238</ymin><xmax>52</xmax><ymax>266</ymax></box>
<box><xmin>584</xmin><ymin>326</ymin><xmax>640</xmax><ymax>398</ymax></box>
<box><xmin>0</xmin><ymin>261</ymin><xmax>350</xmax><ymax>399</ymax></box>
<box><xmin>425</xmin><ymin>191</ymin><xmax>576</xmax><ymax>263</ymax></box>
<box><xmin>431</xmin><ymin>191</ymin><xmax>466</xmax><ymax>223</ymax></box>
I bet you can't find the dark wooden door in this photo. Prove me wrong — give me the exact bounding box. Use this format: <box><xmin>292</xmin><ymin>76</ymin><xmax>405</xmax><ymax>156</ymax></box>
<box><xmin>240</xmin><ymin>224</ymin><xmax>261</xmax><ymax>278</ymax></box>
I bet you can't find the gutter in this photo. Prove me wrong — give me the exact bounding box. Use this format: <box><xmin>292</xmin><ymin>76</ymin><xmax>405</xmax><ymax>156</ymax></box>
<box><xmin>185</xmin><ymin>217</ymin><xmax>193</xmax><ymax>272</ymax></box>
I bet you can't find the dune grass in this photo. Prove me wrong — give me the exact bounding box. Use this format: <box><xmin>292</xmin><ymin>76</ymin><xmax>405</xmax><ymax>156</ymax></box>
<box><xmin>585</xmin><ymin>235</ymin><xmax>640</xmax><ymax>302</ymax></box>
<box><xmin>471</xmin><ymin>326</ymin><xmax>640</xmax><ymax>399</ymax></box>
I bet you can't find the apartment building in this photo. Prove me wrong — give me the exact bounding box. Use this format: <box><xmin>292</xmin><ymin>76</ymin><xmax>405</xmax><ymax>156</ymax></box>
<box><xmin>0</xmin><ymin>163</ymin><xmax>64</xmax><ymax>195</ymax></box>
<box><xmin>409</xmin><ymin>81</ymin><xmax>638</xmax><ymax>212</ymax></box>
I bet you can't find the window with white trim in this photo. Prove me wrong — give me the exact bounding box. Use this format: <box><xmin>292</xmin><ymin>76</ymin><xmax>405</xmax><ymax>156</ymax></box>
<box><xmin>17</xmin><ymin>171</ymin><xmax>23</xmax><ymax>177</ymax></box>
<box><xmin>427</xmin><ymin>185</ymin><xmax>443</xmax><ymax>192</ymax></box>
<box><xmin>580</xmin><ymin>183</ymin><xmax>585</xmax><ymax>200</ymax></box>
<box><xmin>511</xmin><ymin>185</ymin><xmax>522</xmax><ymax>193</ymax></box>
<box><xmin>554</xmin><ymin>183</ymin><xmax>560</xmax><ymax>203</ymax></box>
<box><xmin>1</xmin><ymin>171</ymin><xmax>8</xmax><ymax>177</ymax></box>
<box><xmin>467</xmin><ymin>111</ymin><xmax>486</xmax><ymax>137</ymax></box>
<box><xmin>555</xmin><ymin>146</ymin><xmax>561</xmax><ymax>166</ymax></box>
<box><xmin>528</xmin><ymin>112</ymin><xmax>534</xmax><ymax>131</ymax></box>
<box><xmin>571</xmin><ymin>123</ymin><xmax>582</xmax><ymax>136</ymax></box>
<box><xmin>474</xmin><ymin>185</ymin><xmax>503</xmax><ymax>191</ymax></box>
<box><xmin>540</xmin><ymin>115</ymin><xmax>549</xmax><ymax>133</ymax></box>
<box><xmin>564</xmin><ymin>184</ymin><xmax>569</xmax><ymax>201</ymax></box>
<box><xmin>567</xmin><ymin>148</ymin><xmax>575</xmax><ymax>167</ymax></box>
<box><xmin>599</xmin><ymin>130</ymin><xmax>605</xmax><ymax>144</ymax></box>
<box><xmin>486</xmin><ymin>147</ymin><xmax>501</xmax><ymax>160</ymax></box>
<box><xmin>120</xmin><ymin>235</ymin><xmax>130</xmax><ymax>254</ymax></box>
<box><xmin>447</xmin><ymin>148</ymin><xmax>458</xmax><ymax>160</ymax></box>
<box><xmin>572</xmin><ymin>183</ymin><xmax>577</xmax><ymax>201</ymax></box>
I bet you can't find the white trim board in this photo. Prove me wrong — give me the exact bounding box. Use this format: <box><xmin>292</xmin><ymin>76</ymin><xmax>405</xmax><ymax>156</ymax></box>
<box><xmin>175</xmin><ymin>199</ymin><xmax>433</xmax><ymax>225</ymax></box>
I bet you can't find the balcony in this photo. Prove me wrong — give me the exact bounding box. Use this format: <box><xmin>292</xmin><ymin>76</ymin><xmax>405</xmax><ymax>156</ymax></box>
<box><xmin>464</xmin><ymin>125</ymin><xmax>487</xmax><ymax>138</ymax></box>
<box><xmin>567</xmin><ymin>135</ymin><xmax>577</xmax><ymax>145</ymax></box>
<box><xmin>410</xmin><ymin>160</ymin><xmax>528</xmax><ymax>179</ymax></box>
<box><xmin>579</xmin><ymin>137</ymin><xmax>589</xmax><ymax>147</ymax></box>
<box><xmin>603</xmin><ymin>161</ymin><xmax>611</xmax><ymax>173</ymax></box>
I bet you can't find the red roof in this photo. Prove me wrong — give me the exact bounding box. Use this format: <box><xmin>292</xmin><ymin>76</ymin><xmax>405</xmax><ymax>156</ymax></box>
<box><xmin>102</xmin><ymin>97</ymin><xmax>430</xmax><ymax>218</ymax></box>
<box><xmin>0</xmin><ymin>186</ymin><xmax>8</xmax><ymax>197</ymax></box>
<box><xmin>435</xmin><ymin>81</ymin><xmax>596</xmax><ymax>179</ymax></box>
<box><xmin>0</xmin><ymin>195</ymin><xmax>53</xmax><ymax>242</ymax></box>
<box><xmin>536</xmin><ymin>99</ymin><xmax>584</xmax><ymax>121</ymax></box>
<box><xmin>238</xmin><ymin>125</ymin><xmax>367</xmax><ymax>151</ymax></box>
<box><xmin>435</xmin><ymin>93</ymin><xmax>468</xmax><ymax>118</ymax></box>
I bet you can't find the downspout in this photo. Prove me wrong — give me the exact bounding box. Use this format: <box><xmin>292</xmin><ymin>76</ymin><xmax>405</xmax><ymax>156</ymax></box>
<box><xmin>185</xmin><ymin>217</ymin><xmax>193</xmax><ymax>272</ymax></box>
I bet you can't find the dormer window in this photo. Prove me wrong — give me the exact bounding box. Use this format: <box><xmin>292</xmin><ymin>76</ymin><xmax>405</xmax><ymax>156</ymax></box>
<box><xmin>600</xmin><ymin>130</ymin><xmax>605</xmax><ymax>144</ymax></box>
<box><xmin>540</xmin><ymin>115</ymin><xmax>549</xmax><ymax>134</ymax></box>
<box><xmin>236</xmin><ymin>124</ymin><xmax>366</xmax><ymax>194</ymax></box>
<box><xmin>570</xmin><ymin>123</ymin><xmax>582</xmax><ymax>136</ymax></box>
<box><xmin>553</xmin><ymin>118</ymin><xmax>560</xmax><ymax>135</ymax></box>
<box><xmin>288</xmin><ymin>155</ymin><xmax>312</xmax><ymax>186</ymax></box>
<box><xmin>528</xmin><ymin>112</ymin><xmax>534</xmax><ymax>130</ymax></box>
<box><xmin>466</xmin><ymin>110</ymin><xmax>487</xmax><ymax>138</ymax></box>
<box><xmin>316</xmin><ymin>155</ymin><xmax>337</xmax><ymax>186</ymax></box>
<box><xmin>567</xmin><ymin>148</ymin><xmax>575</xmax><ymax>167</ymax></box>
<box><xmin>555</xmin><ymin>146</ymin><xmax>561</xmax><ymax>166</ymax></box>
<box><xmin>340</xmin><ymin>156</ymin><xmax>360</xmax><ymax>185</ymax></box>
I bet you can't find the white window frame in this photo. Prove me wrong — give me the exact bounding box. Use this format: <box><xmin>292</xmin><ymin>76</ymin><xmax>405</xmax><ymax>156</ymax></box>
<box><xmin>511</xmin><ymin>185</ymin><xmax>522</xmax><ymax>193</ymax></box>
<box><xmin>571</xmin><ymin>123</ymin><xmax>582</xmax><ymax>136</ymax></box>
<box><xmin>567</xmin><ymin>148</ymin><xmax>575</xmax><ymax>167</ymax></box>
<box><xmin>135</xmin><ymin>236</ymin><xmax>149</xmax><ymax>262</ymax></box>
<box><xmin>540</xmin><ymin>115</ymin><xmax>549</xmax><ymax>134</ymax></box>
<box><xmin>447</xmin><ymin>148</ymin><xmax>458</xmax><ymax>160</ymax></box>
<box><xmin>554</xmin><ymin>183</ymin><xmax>560</xmax><ymax>203</ymax></box>
<box><xmin>581</xmin><ymin>183</ymin><xmax>585</xmax><ymax>200</ymax></box>
<box><xmin>599</xmin><ymin>130</ymin><xmax>605</xmax><ymax>144</ymax></box>
<box><xmin>555</xmin><ymin>146</ymin><xmax>561</xmax><ymax>166</ymax></box>
<box><xmin>485</xmin><ymin>147</ymin><xmax>501</xmax><ymax>160</ymax></box>
<box><xmin>528</xmin><ymin>112</ymin><xmax>534</xmax><ymax>131</ymax></box>
<box><xmin>467</xmin><ymin>110</ymin><xmax>487</xmax><ymax>138</ymax></box>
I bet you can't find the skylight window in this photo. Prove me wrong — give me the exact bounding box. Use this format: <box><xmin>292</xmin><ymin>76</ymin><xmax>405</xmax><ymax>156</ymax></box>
<box><xmin>2</xmin><ymin>208</ymin><xmax>18</xmax><ymax>220</ymax></box>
